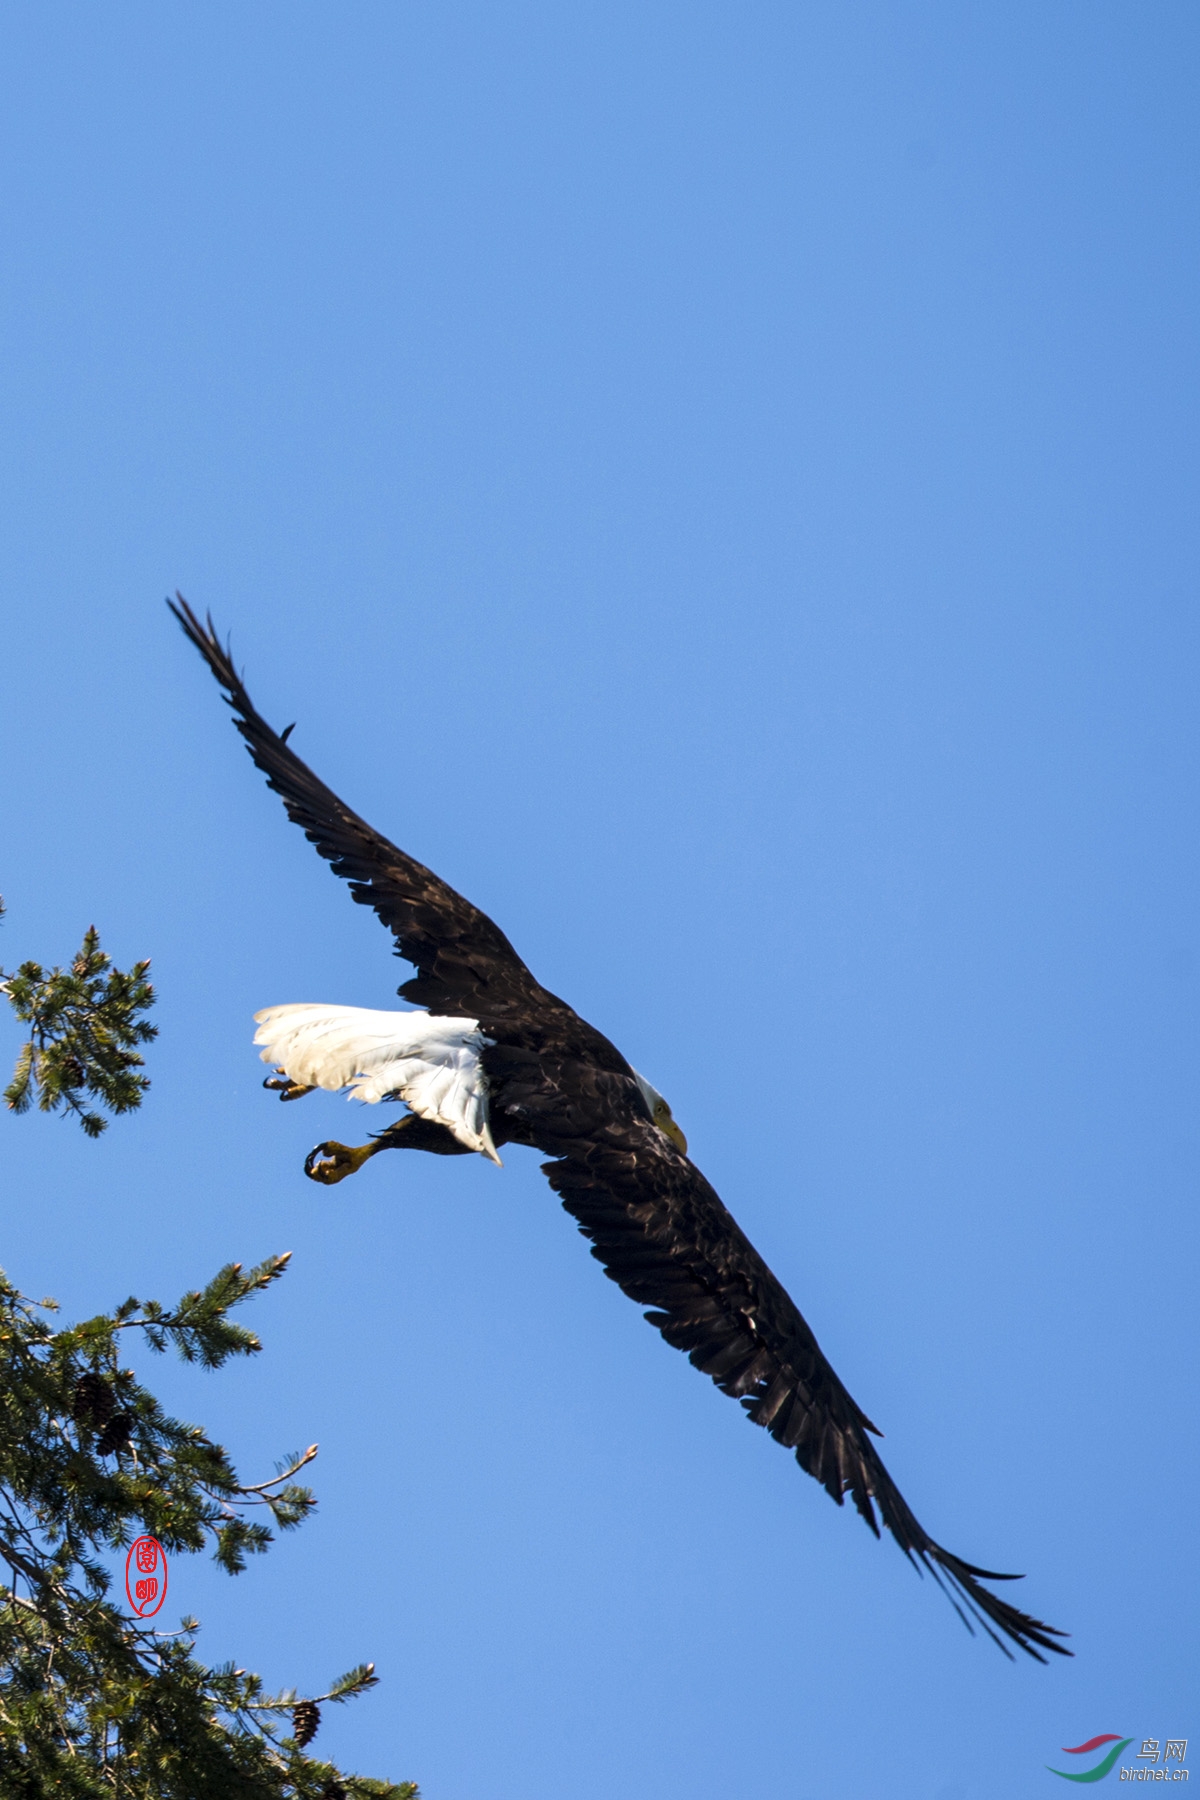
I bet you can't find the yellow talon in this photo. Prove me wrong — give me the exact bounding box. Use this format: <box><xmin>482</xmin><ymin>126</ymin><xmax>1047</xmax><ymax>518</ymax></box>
<box><xmin>304</xmin><ymin>1140</ymin><xmax>376</xmax><ymax>1185</ymax></box>
<box><xmin>264</xmin><ymin>1069</ymin><xmax>315</xmax><ymax>1102</ymax></box>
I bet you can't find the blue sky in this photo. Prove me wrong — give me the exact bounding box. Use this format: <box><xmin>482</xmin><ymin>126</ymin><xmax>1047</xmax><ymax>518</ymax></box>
<box><xmin>1</xmin><ymin>5</ymin><xmax>1197</xmax><ymax>1796</ymax></box>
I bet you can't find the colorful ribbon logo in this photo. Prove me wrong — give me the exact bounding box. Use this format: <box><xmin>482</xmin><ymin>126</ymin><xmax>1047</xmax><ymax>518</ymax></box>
<box><xmin>1048</xmin><ymin>1736</ymin><xmax>1133</xmax><ymax>1783</ymax></box>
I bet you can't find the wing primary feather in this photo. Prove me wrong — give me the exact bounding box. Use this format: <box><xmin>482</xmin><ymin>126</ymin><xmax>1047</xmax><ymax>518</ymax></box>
<box><xmin>169</xmin><ymin>595</ymin><xmax>635</xmax><ymax>1068</ymax></box>
<box><xmin>169</xmin><ymin>596</ymin><xmax>547</xmax><ymax>1028</ymax></box>
<box><xmin>542</xmin><ymin>1144</ymin><xmax>1071</xmax><ymax>1663</ymax></box>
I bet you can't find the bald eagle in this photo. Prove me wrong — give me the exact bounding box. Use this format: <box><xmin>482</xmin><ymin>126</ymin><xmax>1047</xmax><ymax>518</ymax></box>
<box><xmin>172</xmin><ymin>597</ymin><xmax>1068</xmax><ymax>1663</ymax></box>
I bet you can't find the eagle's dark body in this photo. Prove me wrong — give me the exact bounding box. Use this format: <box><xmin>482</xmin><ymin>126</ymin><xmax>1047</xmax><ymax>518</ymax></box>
<box><xmin>172</xmin><ymin>596</ymin><xmax>1068</xmax><ymax>1663</ymax></box>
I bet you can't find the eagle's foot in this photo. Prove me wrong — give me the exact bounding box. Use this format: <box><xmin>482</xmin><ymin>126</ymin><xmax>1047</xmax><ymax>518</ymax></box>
<box><xmin>304</xmin><ymin>1139</ymin><xmax>375</xmax><ymax>1185</ymax></box>
<box><xmin>265</xmin><ymin>1070</ymin><xmax>314</xmax><ymax>1102</ymax></box>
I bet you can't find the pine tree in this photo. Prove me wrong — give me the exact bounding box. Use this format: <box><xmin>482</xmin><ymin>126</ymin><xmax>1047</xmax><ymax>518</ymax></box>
<box><xmin>0</xmin><ymin>901</ymin><xmax>417</xmax><ymax>1798</ymax></box>
<box><xmin>1</xmin><ymin>916</ymin><xmax>157</xmax><ymax>1138</ymax></box>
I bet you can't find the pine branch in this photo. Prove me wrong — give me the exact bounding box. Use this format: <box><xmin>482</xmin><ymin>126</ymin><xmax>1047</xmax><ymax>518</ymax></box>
<box><xmin>131</xmin><ymin>1255</ymin><xmax>292</xmax><ymax>1367</ymax></box>
<box><xmin>1</xmin><ymin>924</ymin><xmax>157</xmax><ymax>1135</ymax></box>
<box><xmin>0</xmin><ymin>1256</ymin><xmax>416</xmax><ymax>1796</ymax></box>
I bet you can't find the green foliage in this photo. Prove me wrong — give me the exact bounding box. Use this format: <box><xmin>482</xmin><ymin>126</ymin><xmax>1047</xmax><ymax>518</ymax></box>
<box><xmin>0</xmin><ymin>1253</ymin><xmax>417</xmax><ymax>1799</ymax></box>
<box><xmin>0</xmin><ymin>904</ymin><xmax>418</xmax><ymax>1795</ymax></box>
<box><xmin>1</xmin><ymin>920</ymin><xmax>157</xmax><ymax>1137</ymax></box>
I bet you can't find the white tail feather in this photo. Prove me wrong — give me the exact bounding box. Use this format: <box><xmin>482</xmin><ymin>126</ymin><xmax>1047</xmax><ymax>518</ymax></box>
<box><xmin>253</xmin><ymin>1004</ymin><xmax>501</xmax><ymax>1164</ymax></box>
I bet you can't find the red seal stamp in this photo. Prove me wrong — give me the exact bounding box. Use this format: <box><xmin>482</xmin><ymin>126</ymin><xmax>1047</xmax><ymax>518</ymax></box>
<box><xmin>125</xmin><ymin>1535</ymin><xmax>168</xmax><ymax>1618</ymax></box>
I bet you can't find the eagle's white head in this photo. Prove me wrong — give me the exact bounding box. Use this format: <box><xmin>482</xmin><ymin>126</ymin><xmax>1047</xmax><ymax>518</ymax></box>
<box><xmin>633</xmin><ymin>1070</ymin><xmax>688</xmax><ymax>1156</ymax></box>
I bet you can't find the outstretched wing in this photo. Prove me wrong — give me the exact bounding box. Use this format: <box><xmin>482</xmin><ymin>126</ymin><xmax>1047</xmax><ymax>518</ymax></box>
<box><xmin>543</xmin><ymin>1129</ymin><xmax>1070</xmax><ymax>1662</ymax></box>
<box><xmin>171</xmin><ymin>597</ymin><xmax>590</xmax><ymax>1037</ymax></box>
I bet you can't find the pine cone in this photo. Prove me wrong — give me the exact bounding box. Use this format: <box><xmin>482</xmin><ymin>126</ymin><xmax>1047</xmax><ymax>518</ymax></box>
<box><xmin>293</xmin><ymin>1699</ymin><xmax>320</xmax><ymax>1747</ymax></box>
<box><xmin>96</xmin><ymin>1411</ymin><xmax>134</xmax><ymax>1456</ymax></box>
<box><xmin>72</xmin><ymin>1371</ymin><xmax>116</xmax><ymax>1431</ymax></box>
<box><xmin>319</xmin><ymin>1781</ymin><xmax>345</xmax><ymax>1800</ymax></box>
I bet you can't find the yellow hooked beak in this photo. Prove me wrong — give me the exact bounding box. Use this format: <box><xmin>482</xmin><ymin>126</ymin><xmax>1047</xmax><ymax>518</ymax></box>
<box><xmin>653</xmin><ymin>1099</ymin><xmax>688</xmax><ymax>1157</ymax></box>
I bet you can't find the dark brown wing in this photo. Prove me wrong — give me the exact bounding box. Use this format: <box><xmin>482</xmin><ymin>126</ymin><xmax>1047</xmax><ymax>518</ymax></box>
<box><xmin>543</xmin><ymin>1124</ymin><xmax>1070</xmax><ymax>1662</ymax></box>
<box><xmin>170</xmin><ymin>596</ymin><xmax>616</xmax><ymax>1050</ymax></box>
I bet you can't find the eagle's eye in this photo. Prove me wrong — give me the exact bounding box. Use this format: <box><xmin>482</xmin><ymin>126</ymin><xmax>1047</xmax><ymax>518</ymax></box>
<box><xmin>650</xmin><ymin>1095</ymin><xmax>687</xmax><ymax>1154</ymax></box>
